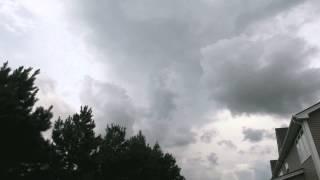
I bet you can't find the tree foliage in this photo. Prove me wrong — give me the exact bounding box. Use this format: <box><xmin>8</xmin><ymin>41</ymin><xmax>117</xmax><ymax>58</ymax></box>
<box><xmin>0</xmin><ymin>62</ymin><xmax>185</xmax><ymax>180</ymax></box>
<box><xmin>51</xmin><ymin>106</ymin><xmax>100</xmax><ymax>179</ymax></box>
<box><xmin>0</xmin><ymin>62</ymin><xmax>53</xmax><ymax>179</ymax></box>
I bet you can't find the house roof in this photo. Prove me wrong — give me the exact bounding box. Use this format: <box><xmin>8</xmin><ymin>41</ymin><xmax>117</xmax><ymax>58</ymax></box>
<box><xmin>294</xmin><ymin>101</ymin><xmax>320</xmax><ymax>119</ymax></box>
<box><xmin>272</xmin><ymin>101</ymin><xmax>320</xmax><ymax>178</ymax></box>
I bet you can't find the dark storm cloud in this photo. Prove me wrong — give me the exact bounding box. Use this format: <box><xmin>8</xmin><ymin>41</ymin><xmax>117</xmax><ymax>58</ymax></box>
<box><xmin>218</xmin><ymin>140</ymin><xmax>237</xmax><ymax>149</ymax></box>
<box><xmin>202</xmin><ymin>35</ymin><xmax>320</xmax><ymax>116</ymax></box>
<box><xmin>242</xmin><ymin>128</ymin><xmax>274</xmax><ymax>143</ymax></box>
<box><xmin>66</xmin><ymin>0</ymin><xmax>310</xmax><ymax>150</ymax></box>
<box><xmin>64</xmin><ymin>0</ymin><xmax>314</xmax><ymax>179</ymax></box>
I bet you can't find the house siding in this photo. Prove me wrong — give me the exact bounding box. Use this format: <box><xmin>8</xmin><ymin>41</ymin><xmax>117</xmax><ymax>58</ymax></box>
<box><xmin>270</xmin><ymin>103</ymin><xmax>320</xmax><ymax>180</ymax></box>
<box><xmin>308</xmin><ymin>109</ymin><xmax>320</xmax><ymax>159</ymax></box>
<box><xmin>301</xmin><ymin>157</ymin><xmax>318</xmax><ymax>180</ymax></box>
<box><xmin>279</xmin><ymin>156</ymin><xmax>317</xmax><ymax>180</ymax></box>
<box><xmin>287</xmin><ymin>174</ymin><xmax>304</xmax><ymax>180</ymax></box>
<box><xmin>282</xmin><ymin>143</ymin><xmax>301</xmax><ymax>173</ymax></box>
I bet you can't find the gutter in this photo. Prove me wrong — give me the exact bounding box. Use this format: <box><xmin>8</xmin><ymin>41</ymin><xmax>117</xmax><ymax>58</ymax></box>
<box><xmin>272</xmin><ymin>116</ymin><xmax>302</xmax><ymax>178</ymax></box>
<box><xmin>272</xmin><ymin>169</ymin><xmax>304</xmax><ymax>180</ymax></box>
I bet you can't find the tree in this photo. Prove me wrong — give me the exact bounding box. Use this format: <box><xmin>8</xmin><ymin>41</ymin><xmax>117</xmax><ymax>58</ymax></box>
<box><xmin>51</xmin><ymin>106</ymin><xmax>100</xmax><ymax>179</ymax></box>
<box><xmin>97</xmin><ymin>126</ymin><xmax>185</xmax><ymax>180</ymax></box>
<box><xmin>97</xmin><ymin>125</ymin><xmax>128</xmax><ymax>179</ymax></box>
<box><xmin>0</xmin><ymin>62</ymin><xmax>53</xmax><ymax>179</ymax></box>
<box><xmin>0</xmin><ymin>62</ymin><xmax>185</xmax><ymax>180</ymax></box>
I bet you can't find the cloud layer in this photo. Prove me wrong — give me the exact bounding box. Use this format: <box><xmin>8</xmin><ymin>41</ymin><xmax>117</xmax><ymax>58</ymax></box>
<box><xmin>3</xmin><ymin>0</ymin><xmax>320</xmax><ymax>179</ymax></box>
<box><xmin>202</xmin><ymin>35</ymin><xmax>320</xmax><ymax>116</ymax></box>
<box><xmin>65</xmin><ymin>0</ymin><xmax>320</xmax><ymax>179</ymax></box>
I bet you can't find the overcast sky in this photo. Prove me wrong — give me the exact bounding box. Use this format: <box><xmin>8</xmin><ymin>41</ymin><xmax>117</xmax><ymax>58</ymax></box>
<box><xmin>2</xmin><ymin>0</ymin><xmax>320</xmax><ymax>179</ymax></box>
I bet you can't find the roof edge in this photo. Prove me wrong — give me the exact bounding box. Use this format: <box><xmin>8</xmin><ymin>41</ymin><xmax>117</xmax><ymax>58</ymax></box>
<box><xmin>294</xmin><ymin>101</ymin><xmax>320</xmax><ymax>119</ymax></box>
<box><xmin>272</xmin><ymin>169</ymin><xmax>304</xmax><ymax>180</ymax></box>
<box><xmin>272</xmin><ymin>117</ymin><xmax>302</xmax><ymax>177</ymax></box>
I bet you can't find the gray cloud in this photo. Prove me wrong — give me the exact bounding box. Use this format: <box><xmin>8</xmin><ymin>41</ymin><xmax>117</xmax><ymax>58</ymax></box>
<box><xmin>65</xmin><ymin>0</ymin><xmax>312</xmax><ymax>151</ymax></box>
<box><xmin>238</xmin><ymin>145</ymin><xmax>273</xmax><ymax>156</ymax></box>
<box><xmin>202</xmin><ymin>35</ymin><xmax>320</xmax><ymax>116</ymax></box>
<box><xmin>80</xmin><ymin>76</ymin><xmax>139</xmax><ymax>135</ymax></box>
<box><xmin>249</xmin><ymin>145</ymin><xmax>273</xmax><ymax>155</ymax></box>
<box><xmin>218</xmin><ymin>140</ymin><xmax>237</xmax><ymax>149</ymax></box>
<box><xmin>242</xmin><ymin>128</ymin><xmax>274</xmax><ymax>143</ymax></box>
<box><xmin>62</xmin><ymin>0</ymin><xmax>315</xmax><ymax>180</ymax></box>
<box><xmin>3</xmin><ymin>0</ymin><xmax>320</xmax><ymax>180</ymax></box>
<box><xmin>200</xmin><ymin>130</ymin><xmax>218</xmax><ymax>144</ymax></box>
<box><xmin>243</xmin><ymin>128</ymin><xmax>264</xmax><ymax>142</ymax></box>
<box><xmin>80</xmin><ymin>75</ymin><xmax>197</xmax><ymax>147</ymax></box>
<box><xmin>207</xmin><ymin>153</ymin><xmax>219</xmax><ymax>166</ymax></box>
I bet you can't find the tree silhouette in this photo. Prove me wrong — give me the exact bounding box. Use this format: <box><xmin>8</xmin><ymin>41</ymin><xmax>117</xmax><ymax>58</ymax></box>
<box><xmin>97</xmin><ymin>126</ymin><xmax>186</xmax><ymax>180</ymax></box>
<box><xmin>96</xmin><ymin>125</ymin><xmax>128</xmax><ymax>179</ymax></box>
<box><xmin>51</xmin><ymin>106</ymin><xmax>100</xmax><ymax>179</ymax></box>
<box><xmin>0</xmin><ymin>62</ymin><xmax>185</xmax><ymax>180</ymax></box>
<box><xmin>0</xmin><ymin>62</ymin><xmax>53</xmax><ymax>179</ymax></box>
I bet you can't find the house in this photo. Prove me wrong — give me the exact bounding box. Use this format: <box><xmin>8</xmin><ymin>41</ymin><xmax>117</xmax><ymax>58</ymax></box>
<box><xmin>270</xmin><ymin>102</ymin><xmax>320</xmax><ymax>180</ymax></box>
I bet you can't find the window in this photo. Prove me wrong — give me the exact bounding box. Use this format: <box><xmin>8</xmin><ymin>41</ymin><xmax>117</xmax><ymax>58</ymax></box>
<box><xmin>296</xmin><ymin>129</ymin><xmax>311</xmax><ymax>163</ymax></box>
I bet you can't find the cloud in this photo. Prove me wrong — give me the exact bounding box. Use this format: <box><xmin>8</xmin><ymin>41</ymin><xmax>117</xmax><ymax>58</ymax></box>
<box><xmin>242</xmin><ymin>128</ymin><xmax>274</xmax><ymax>143</ymax></box>
<box><xmin>35</xmin><ymin>75</ymin><xmax>74</xmax><ymax>139</ymax></box>
<box><xmin>20</xmin><ymin>0</ymin><xmax>317</xmax><ymax>180</ymax></box>
<box><xmin>235</xmin><ymin>169</ymin><xmax>253</xmax><ymax>180</ymax></box>
<box><xmin>252</xmin><ymin>161</ymin><xmax>271</xmax><ymax>180</ymax></box>
<box><xmin>80</xmin><ymin>76</ymin><xmax>139</xmax><ymax>135</ymax></box>
<box><xmin>218</xmin><ymin>140</ymin><xmax>237</xmax><ymax>149</ymax></box>
<box><xmin>207</xmin><ymin>153</ymin><xmax>219</xmax><ymax>166</ymax></box>
<box><xmin>200</xmin><ymin>130</ymin><xmax>218</xmax><ymax>144</ymax></box>
<box><xmin>231</xmin><ymin>161</ymin><xmax>271</xmax><ymax>180</ymax></box>
<box><xmin>184</xmin><ymin>155</ymin><xmax>222</xmax><ymax>180</ymax></box>
<box><xmin>64</xmin><ymin>0</ymin><xmax>312</xmax><ymax>153</ymax></box>
<box><xmin>63</xmin><ymin>0</ymin><xmax>314</xmax><ymax>152</ymax></box>
<box><xmin>242</xmin><ymin>128</ymin><xmax>265</xmax><ymax>142</ymax></box>
<box><xmin>65</xmin><ymin>0</ymin><xmax>317</xmax><ymax>180</ymax></box>
<box><xmin>36</xmin><ymin>76</ymin><xmax>74</xmax><ymax>119</ymax></box>
<box><xmin>79</xmin><ymin>76</ymin><xmax>197</xmax><ymax>147</ymax></box>
<box><xmin>202</xmin><ymin>35</ymin><xmax>320</xmax><ymax>116</ymax></box>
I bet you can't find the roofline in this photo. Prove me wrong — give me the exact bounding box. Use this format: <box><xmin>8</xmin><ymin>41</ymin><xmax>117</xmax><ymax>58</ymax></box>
<box><xmin>272</xmin><ymin>117</ymin><xmax>302</xmax><ymax>177</ymax></box>
<box><xmin>272</xmin><ymin>169</ymin><xmax>304</xmax><ymax>180</ymax></box>
<box><xmin>294</xmin><ymin>101</ymin><xmax>320</xmax><ymax>119</ymax></box>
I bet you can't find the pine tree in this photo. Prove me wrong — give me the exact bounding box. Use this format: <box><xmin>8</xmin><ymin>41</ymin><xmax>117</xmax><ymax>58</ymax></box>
<box><xmin>51</xmin><ymin>106</ymin><xmax>100</xmax><ymax>179</ymax></box>
<box><xmin>97</xmin><ymin>126</ymin><xmax>186</xmax><ymax>180</ymax></box>
<box><xmin>0</xmin><ymin>62</ymin><xmax>53</xmax><ymax>179</ymax></box>
<box><xmin>0</xmin><ymin>62</ymin><xmax>185</xmax><ymax>180</ymax></box>
<box><xmin>97</xmin><ymin>124</ymin><xmax>127</xmax><ymax>179</ymax></box>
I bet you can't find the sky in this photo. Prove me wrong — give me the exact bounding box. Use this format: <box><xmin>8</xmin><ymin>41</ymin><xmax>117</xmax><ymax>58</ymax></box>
<box><xmin>2</xmin><ymin>0</ymin><xmax>320</xmax><ymax>179</ymax></box>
